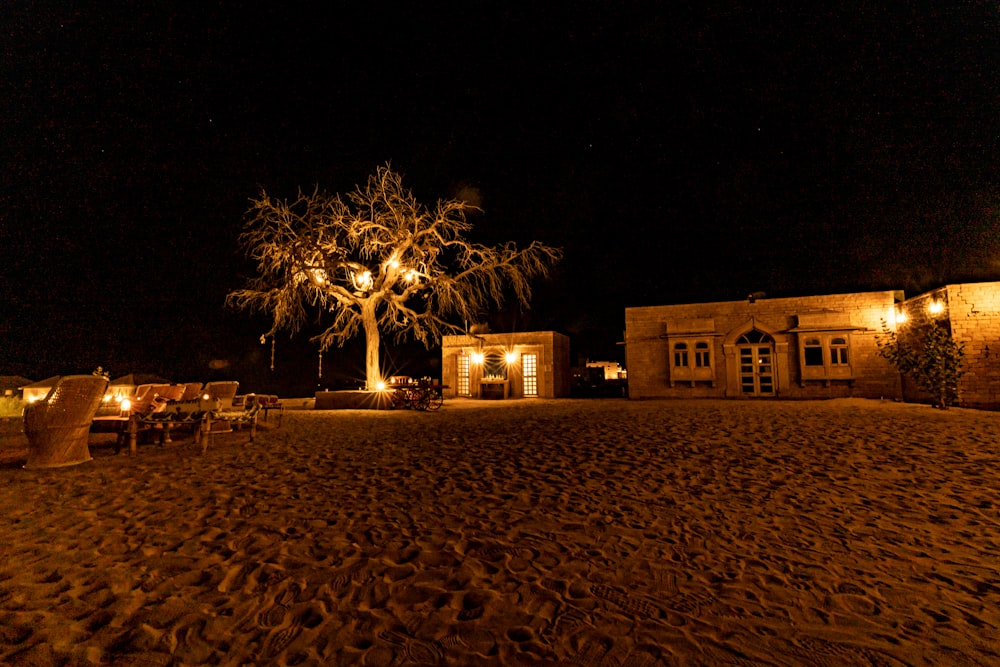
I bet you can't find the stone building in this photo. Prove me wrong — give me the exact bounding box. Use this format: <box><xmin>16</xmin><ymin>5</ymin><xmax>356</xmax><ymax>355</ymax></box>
<box><xmin>625</xmin><ymin>290</ymin><xmax>903</xmax><ymax>400</ymax></box>
<box><xmin>440</xmin><ymin>331</ymin><xmax>571</xmax><ymax>399</ymax></box>
<box><xmin>625</xmin><ymin>282</ymin><xmax>1000</xmax><ymax>409</ymax></box>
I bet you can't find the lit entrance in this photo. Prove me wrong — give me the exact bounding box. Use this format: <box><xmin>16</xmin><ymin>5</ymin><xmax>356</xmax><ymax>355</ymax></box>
<box><xmin>737</xmin><ymin>330</ymin><xmax>775</xmax><ymax>396</ymax></box>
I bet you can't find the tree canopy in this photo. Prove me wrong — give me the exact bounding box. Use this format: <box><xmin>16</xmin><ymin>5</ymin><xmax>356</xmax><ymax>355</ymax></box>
<box><xmin>227</xmin><ymin>165</ymin><xmax>562</xmax><ymax>389</ymax></box>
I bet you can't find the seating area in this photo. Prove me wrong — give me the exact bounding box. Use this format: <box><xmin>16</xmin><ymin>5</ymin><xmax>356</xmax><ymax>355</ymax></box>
<box><xmin>7</xmin><ymin>376</ymin><xmax>279</xmax><ymax>466</ymax></box>
<box><xmin>125</xmin><ymin>381</ymin><xmax>264</xmax><ymax>455</ymax></box>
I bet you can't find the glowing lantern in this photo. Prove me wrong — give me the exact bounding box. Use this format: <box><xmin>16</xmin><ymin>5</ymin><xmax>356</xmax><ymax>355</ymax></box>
<box><xmin>352</xmin><ymin>270</ymin><xmax>373</xmax><ymax>291</ymax></box>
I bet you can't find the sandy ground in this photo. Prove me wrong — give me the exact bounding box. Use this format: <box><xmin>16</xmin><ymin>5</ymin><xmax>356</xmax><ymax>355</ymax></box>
<box><xmin>0</xmin><ymin>397</ymin><xmax>998</xmax><ymax>666</ymax></box>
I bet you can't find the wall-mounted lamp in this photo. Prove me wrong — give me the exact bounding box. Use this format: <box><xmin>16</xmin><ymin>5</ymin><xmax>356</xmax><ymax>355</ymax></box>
<box><xmin>470</xmin><ymin>352</ymin><xmax>484</xmax><ymax>364</ymax></box>
<box><xmin>928</xmin><ymin>300</ymin><xmax>945</xmax><ymax>315</ymax></box>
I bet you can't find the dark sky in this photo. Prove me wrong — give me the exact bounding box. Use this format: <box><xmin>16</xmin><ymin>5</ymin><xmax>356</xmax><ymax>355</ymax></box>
<box><xmin>3</xmin><ymin>1</ymin><xmax>998</xmax><ymax>393</ymax></box>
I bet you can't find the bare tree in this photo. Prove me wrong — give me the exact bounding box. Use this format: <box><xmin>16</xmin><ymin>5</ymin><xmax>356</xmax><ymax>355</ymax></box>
<box><xmin>227</xmin><ymin>165</ymin><xmax>562</xmax><ymax>390</ymax></box>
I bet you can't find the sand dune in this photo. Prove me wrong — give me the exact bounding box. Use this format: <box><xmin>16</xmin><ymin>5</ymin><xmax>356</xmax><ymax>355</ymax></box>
<box><xmin>1</xmin><ymin>398</ymin><xmax>998</xmax><ymax>665</ymax></box>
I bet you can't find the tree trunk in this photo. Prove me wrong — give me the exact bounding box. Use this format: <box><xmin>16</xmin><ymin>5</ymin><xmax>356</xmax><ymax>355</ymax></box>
<box><xmin>362</xmin><ymin>302</ymin><xmax>381</xmax><ymax>390</ymax></box>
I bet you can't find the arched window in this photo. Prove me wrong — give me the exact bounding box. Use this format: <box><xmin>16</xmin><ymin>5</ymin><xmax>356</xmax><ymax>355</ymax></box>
<box><xmin>737</xmin><ymin>329</ymin><xmax>772</xmax><ymax>345</ymax></box>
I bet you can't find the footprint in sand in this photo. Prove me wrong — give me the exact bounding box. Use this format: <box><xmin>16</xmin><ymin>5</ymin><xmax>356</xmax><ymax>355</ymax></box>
<box><xmin>258</xmin><ymin>581</ymin><xmax>302</xmax><ymax>628</ymax></box>
<box><xmin>377</xmin><ymin>628</ymin><xmax>444</xmax><ymax>664</ymax></box>
<box><xmin>443</xmin><ymin>627</ymin><xmax>497</xmax><ymax>656</ymax></box>
<box><xmin>591</xmin><ymin>583</ymin><xmax>672</xmax><ymax>623</ymax></box>
<box><xmin>789</xmin><ymin>636</ymin><xmax>905</xmax><ymax>666</ymax></box>
<box><xmin>619</xmin><ymin>646</ymin><xmax>662</xmax><ymax>667</ymax></box>
<box><xmin>261</xmin><ymin>625</ymin><xmax>301</xmax><ymax>661</ymax></box>
<box><xmin>471</xmin><ymin>543</ymin><xmax>535</xmax><ymax>563</ymax></box>
<box><xmin>569</xmin><ymin>632</ymin><xmax>614</xmax><ymax>666</ymax></box>
<box><xmin>456</xmin><ymin>590</ymin><xmax>494</xmax><ymax>621</ymax></box>
<box><xmin>360</xmin><ymin>645</ymin><xmax>395</xmax><ymax>667</ymax></box>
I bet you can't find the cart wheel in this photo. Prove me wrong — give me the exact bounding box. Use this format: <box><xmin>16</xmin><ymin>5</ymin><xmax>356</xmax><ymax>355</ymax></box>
<box><xmin>390</xmin><ymin>389</ymin><xmax>408</xmax><ymax>410</ymax></box>
<box><xmin>413</xmin><ymin>390</ymin><xmax>431</xmax><ymax>411</ymax></box>
<box><xmin>424</xmin><ymin>391</ymin><xmax>444</xmax><ymax>411</ymax></box>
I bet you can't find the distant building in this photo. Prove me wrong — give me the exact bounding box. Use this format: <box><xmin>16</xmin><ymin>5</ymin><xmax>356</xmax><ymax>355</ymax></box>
<box><xmin>625</xmin><ymin>282</ymin><xmax>1000</xmax><ymax>410</ymax></box>
<box><xmin>21</xmin><ymin>376</ymin><xmax>62</xmax><ymax>403</ymax></box>
<box><xmin>441</xmin><ymin>331</ymin><xmax>571</xmax><ymax>399</ymax></box>
<box><xmin>586</xmin><ymin>360</ymin><xmax>626</xmax><ymax>381</ymax></box>
<box><xmin>0</xmin><ymin>376</ymin><xmax>33</xmax><ymax>398</ymax></box>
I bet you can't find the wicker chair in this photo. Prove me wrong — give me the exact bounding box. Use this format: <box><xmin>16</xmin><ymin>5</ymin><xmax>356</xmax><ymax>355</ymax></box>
<box><xmin>24</xmin><ymin>375</ymin><xmax>109</xmax><ymax>469</ymax></box>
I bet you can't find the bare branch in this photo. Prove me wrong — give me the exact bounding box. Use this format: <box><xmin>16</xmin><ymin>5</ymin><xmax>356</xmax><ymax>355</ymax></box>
<box><xmin>227</xmin><ymin>164</ymin><xmax>562</xmax><ymax>388</ymax></box>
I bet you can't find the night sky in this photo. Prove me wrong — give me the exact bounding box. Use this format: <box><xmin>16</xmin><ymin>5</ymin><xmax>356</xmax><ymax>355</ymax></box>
<box><xmin>3</xmin><ymin>2</ymin><xmax>998</xmax><ymax>394</ymax></box>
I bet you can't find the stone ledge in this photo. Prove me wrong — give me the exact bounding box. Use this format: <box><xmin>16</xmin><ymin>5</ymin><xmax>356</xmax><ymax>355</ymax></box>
<box><xmin>314</xmin><ymin>390</ymin><xmax>395</xmax><ymax>410</ymax></box>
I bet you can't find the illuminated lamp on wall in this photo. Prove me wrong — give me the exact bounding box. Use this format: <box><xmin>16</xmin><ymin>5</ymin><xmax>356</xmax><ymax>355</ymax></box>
<box><xmin>505</xmin><ymin>352</ymin><xmax>517</xmax><ymax>364</ymax></box>
<box><xmin>928</xmin><ymin>300</ymin><xmax>945</xmax><ymax>315</ymax></box>
<box><xmin>470</xmin><ymin>352</ymin><xmax>484</xmax><ymax>364</ymax></box>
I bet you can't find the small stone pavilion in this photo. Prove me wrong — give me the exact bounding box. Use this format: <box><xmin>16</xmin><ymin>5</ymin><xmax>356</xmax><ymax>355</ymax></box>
<box><xmin>625</xmin><ymin>281</ymin><xmax>1000</xmax><ymax>409</ymax></box>
<box><xmin>440</xmin><ymin>331</ymin><xmax>571</xmax><ymax>399</ymax></box>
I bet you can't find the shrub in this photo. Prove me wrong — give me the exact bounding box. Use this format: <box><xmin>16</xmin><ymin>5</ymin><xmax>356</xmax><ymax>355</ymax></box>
<box><xmin>876</xmin><ymin>320</ymin><xmax>965</xmax><ymax>409</ymax></box>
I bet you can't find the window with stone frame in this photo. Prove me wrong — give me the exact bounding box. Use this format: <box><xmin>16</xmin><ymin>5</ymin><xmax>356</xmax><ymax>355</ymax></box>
<box><xmin>803</xmin><ymin>337</ymin><xmax>824</xmax><ymax>366</ymax></box>
<box><xmin>830</xmin><ymin>336</ymin><xmax>849</xmax><ymax>365</ymax></box>
<box><xmin>798</xmin><ymin>333</ymin><xmax>853</xmax><ymax>382</ymax></box>
<box><xmin>669</xmin><ymin>337</ymin><xmax>715</xmax><ymax>387</ymax></box>
<box><xmin>694</xmin><ymin>341</ymin><xmax>711</xmax><ymax>368</ymax></box>
<box><xmin>673</xmin><ymin>342</ymin><xmax>689</xmax><ymax>367</ymax></box>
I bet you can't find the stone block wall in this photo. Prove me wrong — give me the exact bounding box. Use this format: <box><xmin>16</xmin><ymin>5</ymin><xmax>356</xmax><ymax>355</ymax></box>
<box><xmin>944</xmin><ymin>282</ymin><xmax>1000</xmax><ymax>409</ymax></box>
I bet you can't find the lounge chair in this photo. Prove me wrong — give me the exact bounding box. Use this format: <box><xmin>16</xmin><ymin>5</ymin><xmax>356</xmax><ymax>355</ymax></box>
<box><xmin>201</xmin><ymin>400</ymin><xmax>260</xmax><ymax>454</ymax></box>
<box><xmin>24</xmin><ymin>375</ymin><xmax>109</xmax><ymax>469</ymax></box>
<box><xmin>113</xmin><ymin>383</ymin><xmax>187</xmax><ymax>452</ymax></box>
<box><xmin>203</xmin><ymin>381</ymin><xmax>239</xmax><ymax>409</ymax></box>
<box><xmin>179</xmin><ymin>382</ymin><xmax>203</xmax><ymax>401</ymax></box>
<box><xmin>127</xmin><ymin>384</ymin><xmax>172</xmax><ymax>416</ymax></box>
<box><xmin>127</xmin><ymin>398</ymin><xmax>217</xmax><ymax>455</ymax></box>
